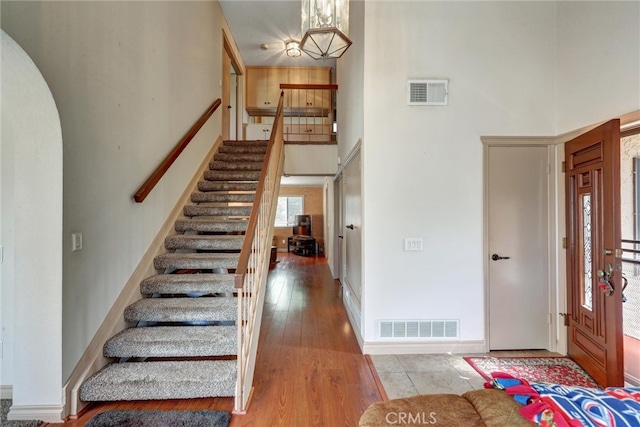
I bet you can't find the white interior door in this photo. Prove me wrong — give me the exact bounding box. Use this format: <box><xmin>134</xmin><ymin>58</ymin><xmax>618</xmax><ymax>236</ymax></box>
<box><xmin>335</xmin><ymin>175</ymin><xmax>344</xmax><ymax>282</ymax></box>
<box><xmin>229</xmin><ymin>71</ymin><xmax>237</xmax><ymax>140</ymax></box>
<box><xmin>342</xmin><ymin>149</ymin><xmax>362</xmax><ymax>334</ymax></box>
<box><xmin>488</xmin><ymin>145</ymin><xmax>550</xmax><ymax>349</ymax></box>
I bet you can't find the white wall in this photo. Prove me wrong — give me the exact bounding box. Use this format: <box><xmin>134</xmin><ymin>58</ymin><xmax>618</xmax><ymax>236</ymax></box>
<box><xmin>1</xmin><ymin>30</ymin><xmax>64</xmax><ymax>420</ymax></box>
<box><xmin>283</xmin><ymin>145</ymin><xmax>338</xmax><ymax>175</ymax></box>
<box><xmin>1</xmin><ymin>1</ymin><xmax>227</xmax><ymax>381</ymax></box>
<box><xmin>337</xmin><ymin>0</ymin><xmax>365</xmax><ymax>161</ymax></box>
<box><xmin>556</xmin><ymin>1</ymin><xmax>640</xmax><ymax>133</ymax></box>
<box><xmin>359</xmin><ymin>1</ymin><xmax>558</xmax><ymax>347</ymax></box>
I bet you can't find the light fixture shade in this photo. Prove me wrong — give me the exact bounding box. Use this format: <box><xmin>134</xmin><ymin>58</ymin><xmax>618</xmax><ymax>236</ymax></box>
<box><xmin>300</xmin><ymin>0</ymin><xmax>352</xmax><ymax>60</ymax></box>
<box><xmin>285</xmin><ymin>40</ymin><xmax>302</xmax><ymax>57</ymax></box>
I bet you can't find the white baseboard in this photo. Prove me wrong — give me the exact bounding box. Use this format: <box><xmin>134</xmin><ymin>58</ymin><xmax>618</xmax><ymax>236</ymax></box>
<box><xmin>363</xmin><ymin>340</ymin><xmax>486</xmax><ymax>355</ymax></box>
<box><xmin>625</xmin><ymin>372</ymin><xmax>640</xmax><ymax>387</ymax></box>
<box><xmin>8</xmin><ymin>404</ymin><xmax>64</xmax><ymax>423</ymax></box>
<box><xmin>0</xmin><ymin>385</ymin><xmax>12</xmax><ymax>399</ymax></box>
<box><xmin>63</xmin><ymin>137</ymin><xmax>224</xmax><ymax>418</ymax></box>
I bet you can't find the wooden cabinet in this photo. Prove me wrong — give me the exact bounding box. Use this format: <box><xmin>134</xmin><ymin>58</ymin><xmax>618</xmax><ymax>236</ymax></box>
<box><xmin>246</xmin><ymin>67</ymin><xmax>289</xmax><ymax>109</ymax></box>
<box><xmin>246</xmin><ymin>66</ymin><xmax>331</xmax><ymax>112</ymax></box>
<box><xmin>284</xmin><ymin>123</ymin><xmax>332</xmax><ymax>143</ymax></box>
<box><xmin>245</xmin><ymin>123</ymin><xmax>272</xmax><ymax>140</ymax></box>
<box><xmin>285</xmin><ymin>67</ymin><xmax>331</xmax><ymax>109</ymax></box>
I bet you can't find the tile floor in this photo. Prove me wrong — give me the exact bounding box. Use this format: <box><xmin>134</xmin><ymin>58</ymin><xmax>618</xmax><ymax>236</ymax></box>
<box><xmin>370</xmin><ymin>350</ymin><xmax>559</xmax><ymax>399</ymax></box>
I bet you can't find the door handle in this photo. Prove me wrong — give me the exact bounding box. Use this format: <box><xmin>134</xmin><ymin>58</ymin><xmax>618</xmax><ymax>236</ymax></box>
<box><xmin>346</xmin><ymin>224</ymin><xmax>355</xmax><ymax>230</ymax></box>
<box><xmin>491</xmin><ymin>253</ymin><xmax>510</xmax><ymax>261</ymax></box>
<box><xmin>338</xmin><ymin>235</ymin><xmax>344</xmax><ymax>239</ymax></box>
<box><xmin>227</xmin><ymin>105</ymin><xmax>232</xmax><ymax>109</ymax></box>
<box><xmin>597</xmin><ymin>262</ymin><xmax>614</xmax><ymax>296</ymax></box>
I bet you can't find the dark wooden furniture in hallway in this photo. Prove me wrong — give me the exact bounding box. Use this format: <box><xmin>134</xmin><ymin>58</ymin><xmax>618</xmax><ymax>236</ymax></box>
<box><xmin>44</xmin><ymin>253</ymin><xmax>382</xmax><ymax>427</ymax></box>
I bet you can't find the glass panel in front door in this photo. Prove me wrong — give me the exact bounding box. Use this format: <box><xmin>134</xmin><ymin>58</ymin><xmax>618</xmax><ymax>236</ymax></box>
<box><xmin>582</xmin><ymin>193</ymin><xmax>593</xmax><ymax>311</ymax></box>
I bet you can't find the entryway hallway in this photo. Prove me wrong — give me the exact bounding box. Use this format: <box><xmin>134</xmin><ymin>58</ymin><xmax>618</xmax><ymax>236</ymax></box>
<box><xmin>230</xmin><ymin>252</ymin><xmax>383</xmax><ymax>425</ymax></box>
<box><xmin>44</xmin><ymin>253</ymin><xmax>383</xmax><ymax>426</ymax></box>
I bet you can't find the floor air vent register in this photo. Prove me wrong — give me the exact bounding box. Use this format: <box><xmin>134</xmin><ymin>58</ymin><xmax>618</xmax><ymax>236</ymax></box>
<box><xmin>379</xmin><ymin>320</ymin><xmax>459</xmax><ymax>339</ymax></box>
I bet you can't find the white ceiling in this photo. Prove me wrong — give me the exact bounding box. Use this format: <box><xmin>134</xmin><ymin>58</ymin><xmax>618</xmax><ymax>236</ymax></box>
<box><xmin>280</xmin><ymin>175</ymin><xmax>330</xmax><ymax>186</ymax></box>
<box><xmin>219</xmin><ymin>0</ymin><xmax>336</xmax><ymax>68</ymax></box>
<box><xmin>220</xmin><ymin>1</ymin><xmax>336</xmax><ymax>187</ymax></box>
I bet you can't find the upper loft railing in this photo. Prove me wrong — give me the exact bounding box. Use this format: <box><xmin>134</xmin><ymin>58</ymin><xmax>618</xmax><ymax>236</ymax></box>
<box><xmin>234</xmin><ymin>91</ymin><xmax>285</xmax><ymax>413</ymax></box>
<box><xmin>246</xmin><ymin>84</ymin><xmax>338</xmax><ymax>144</ymax></box>
<box><xmin>133</xmin><ymin>99</ymin><xmax>222</xmax><ymax>203</ymax></box>
<box><xmin>280</xmin><ymin>83</ymin><xmax>338</xmax><ymax>144</ymax></box>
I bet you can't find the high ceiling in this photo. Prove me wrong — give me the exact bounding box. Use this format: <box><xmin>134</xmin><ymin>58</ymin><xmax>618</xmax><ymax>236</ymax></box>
<box><xmin>219</xmin><ymin>0</ymin><xmax>336</xmax><ymax>69</ymax></box>
<box><xmin>220</xmin><ymin>1</ymin><xmax>335</xmax><ymax>187</ymax></box>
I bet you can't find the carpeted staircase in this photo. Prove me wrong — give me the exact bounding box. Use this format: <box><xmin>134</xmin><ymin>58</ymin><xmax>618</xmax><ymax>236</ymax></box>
<box><xmin>79</xmin><ymin>140</ymin><xmax>267</xmax><ymax>402</ymax></box>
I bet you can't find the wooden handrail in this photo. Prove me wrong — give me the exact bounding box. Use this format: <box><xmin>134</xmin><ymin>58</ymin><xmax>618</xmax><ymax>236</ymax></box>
<box><xmin>280</xmin><ymin>83</ymin><xmax>338</xmax><ymax>90</ymax></box>
<box><xmin>133</xmin><ymin>99</ymin><xmax>222</xmax><ymax>203</ymax></box>
<box><xmin>234</xmin><ymin>92</ymin><xmax>285</xmax><ymax>288</ymax></box>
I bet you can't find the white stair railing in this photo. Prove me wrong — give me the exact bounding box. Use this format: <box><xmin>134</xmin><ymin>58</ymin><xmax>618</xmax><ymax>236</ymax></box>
<box><xmin>233</xmin><ymin>92</ymin><xmax>285</xmax><ymax>413</ymax></box>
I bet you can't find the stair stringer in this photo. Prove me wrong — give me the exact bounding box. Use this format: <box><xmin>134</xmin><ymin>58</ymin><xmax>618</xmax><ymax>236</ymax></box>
<box><xmin>62</xmin><ymin>136</ymin><xmax>224</xmax><ymax>419</ymax></box>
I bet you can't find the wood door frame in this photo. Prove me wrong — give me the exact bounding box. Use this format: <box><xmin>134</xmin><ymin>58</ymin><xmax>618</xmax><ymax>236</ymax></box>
<box><xmin>482</xmin><ymin>137</ymin><xmax>564</xmax><ymax>353</ymax></box>
<box><xmin>222</xmin><ymin>29</ymin><xmax>244</xmax><ymax>140</ymax></box>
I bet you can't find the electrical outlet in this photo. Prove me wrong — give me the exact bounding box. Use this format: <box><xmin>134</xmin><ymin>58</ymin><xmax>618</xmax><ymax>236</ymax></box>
<box><xmin>282</xmin><ymin>239</ymin><xmax>286</xmax><ymax>244</ymax></box>
<box><xmin>404</xmin><ymin>237</ymin><xmax>423</xmax><ymax>251</ymax></box>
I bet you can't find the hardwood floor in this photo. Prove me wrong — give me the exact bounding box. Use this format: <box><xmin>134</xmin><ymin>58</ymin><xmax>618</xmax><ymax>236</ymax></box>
<box><xmin>46</xmin><ymin>253</ymin><xmax>382</xmax><ymax>426</ymax></box>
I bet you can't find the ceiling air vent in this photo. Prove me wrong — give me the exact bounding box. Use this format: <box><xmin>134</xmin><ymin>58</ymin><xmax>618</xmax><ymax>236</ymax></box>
<box><xmin>407</xmin><ymin>79</ymin><xmax>448</xmax><ymax>106</ymax></box>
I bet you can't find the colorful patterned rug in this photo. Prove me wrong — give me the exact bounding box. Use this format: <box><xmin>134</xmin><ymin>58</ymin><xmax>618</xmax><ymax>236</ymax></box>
<box><xmin>464</xmin><ymin>356</ymin><xmax>600</xmax><ymax>389</ymax></box>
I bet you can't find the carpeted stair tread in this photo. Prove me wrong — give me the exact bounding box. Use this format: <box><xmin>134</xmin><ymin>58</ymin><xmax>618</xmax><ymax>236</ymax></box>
<box><xmin>191</xmin><ymin>192</ymin><xmax>255</xmax><ymax>203</ymax></box>
<box><xmin>140</xmin><ymin>274</ymin><xmax>235</xmax><ymax>296</ymax></box>
<box><xmin>184</xmin><ymin>205</ymin><xmax>252</xmax><ymax>217</ymax></box>
<box><xmin>209</xmin><ymin>160</ymin><xmax>264</xmax><ymax>171</ymax></box>
<box><xmin>198</xmin><ymin>181</ymin><xmax>258</xmax><ymax>192</ymax></box>
<box><xmin>79</xmin><ymin>360</ymin><xmax>236</xmax><ymax>401</ymax></box>
<box><xmin>174</xmin><ymin>218</ymin><xmax>248</xmax><ymax>233</ymax></box>
<box><xmin>165</xmin><ymin>235</ymin><xmax>244</xmax><ymax>251</ymax></box>
<box><xmin>204</xmin><ymin>170</ymin><xmax>261</xmax><ymax>181</ymax></box>
<box><xmin>124</xmin><ymin>297</ymin><xmax>237</xmax><ymax>322</ymax></box>
<box><xmin>214</xmin><ymin>153</ymin><xmax>265</xmax><ymax>162</ymax></box>
<box><xmin>78</xmin><ymin>138</ymin><xmax>271</xmax><ymax>405</ymax></box>
<box><xmin>104</xmin><ymin>326</ymin><xmax>237</xmax><ymax>358</ymax></box>
<box><xmin>222</xmin><ymin>140</ymin><xmax>268</xmax><ymax>147</ymax></box>
<box><xmin>218</xmin><ymin>145</ymin><xmax>267</xmax><ymax>155</ymax></box>
<box><xmin>154</xmin><ymin>252</ymin><xmax>239</xmax><ymax>270</ymax></box>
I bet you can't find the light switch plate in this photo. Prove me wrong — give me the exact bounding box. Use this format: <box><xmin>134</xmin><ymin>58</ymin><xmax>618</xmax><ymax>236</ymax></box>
<box><xmin>72</xmin><ymin>233</ymin><xmax>83</xmax><ymax>252</ymax></box>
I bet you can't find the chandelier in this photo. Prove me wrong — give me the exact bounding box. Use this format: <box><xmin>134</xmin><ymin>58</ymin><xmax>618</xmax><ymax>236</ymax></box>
<box><xmin>300</xmin><ymin>0</ymin><xmax>352</xmax><ymax>60</ymax></box>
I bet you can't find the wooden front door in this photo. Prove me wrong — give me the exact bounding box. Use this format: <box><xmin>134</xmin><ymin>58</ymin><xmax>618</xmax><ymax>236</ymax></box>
<box><xmin>565</xmin><ymin>119</ymin><xmax>623</xmax><ymax>387</ymax></box>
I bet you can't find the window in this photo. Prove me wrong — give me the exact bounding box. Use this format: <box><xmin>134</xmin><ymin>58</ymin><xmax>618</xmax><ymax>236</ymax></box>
<box><xmin>275</xmin><ymin>196</ymin><xmax>304</xmax><ymax>227</ymax></box>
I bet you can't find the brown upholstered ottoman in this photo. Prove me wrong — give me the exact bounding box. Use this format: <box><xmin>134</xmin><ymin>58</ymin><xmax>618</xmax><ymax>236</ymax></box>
<box><xmin>359</xmin><ymin>389</ymin><xmax>536</xmax><ymax>427</ymax></box>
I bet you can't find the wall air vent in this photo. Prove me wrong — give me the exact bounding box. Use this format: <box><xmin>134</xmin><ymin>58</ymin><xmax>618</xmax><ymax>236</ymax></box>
<box><xmin>407</xmin><ymin>79</ymin><xmax>448</xmax><ymax>106</ymax></box>
<box><xmin>379</xmin><ymin>319</ymin><xmax>459</xmax><ymax>339</ymax></box>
